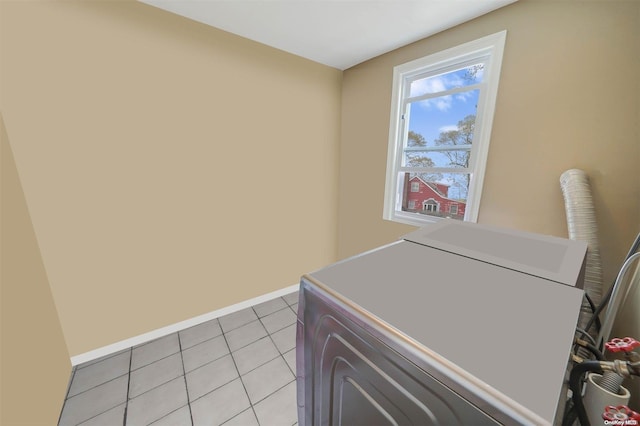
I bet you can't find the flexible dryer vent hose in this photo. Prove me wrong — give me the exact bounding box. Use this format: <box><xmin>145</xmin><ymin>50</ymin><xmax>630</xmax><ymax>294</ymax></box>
<box><xmin>560</xmin><ymin>169</ymin><xmax>603</xmax><ymax>338</ymax></box>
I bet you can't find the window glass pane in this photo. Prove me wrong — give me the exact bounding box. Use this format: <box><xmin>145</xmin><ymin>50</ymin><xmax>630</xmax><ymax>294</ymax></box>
<box><xmin>384</xmin><ymin>31</ymin><xmax>506</xmax><ymax>226</ymax></box>
<box><xmin>406</xmin><ymin>89</ymin><xmax>479</xmax><ymax>149</ymax></box>
<box><xmin>399</xmin><ymin>172</ymin><xmax>469</xmax><ymax>221</ymax></box>
<box><xmin>404</xmin><ymin>150</ymin><xmax>470</xmax><ymax>169</ymax></box>
<box><xmin>409</xmin><ymin>63</ymin><xmax>484</xmax><ymax>98</ymax></box>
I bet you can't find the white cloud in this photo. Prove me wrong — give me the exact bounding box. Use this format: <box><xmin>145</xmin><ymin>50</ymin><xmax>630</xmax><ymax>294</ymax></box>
<box><xmin>419</xmin><ymin>94</ymin><xmax>453</xmax><ymax>111</ymax></box>
<box><xmin>411</xmin><ymin>69</ymin><xmax>480</xmax><ymax>111</ymax></box>
<box><xmin>439</xmin><ymin>125</ymin><xmax>459</xmax><ymax>133</ymax></box>
<box><xmin>455</xmin><ymin>91</ymin><xmax>475</xmax><ymax>102</ymax></box>
<box><xmin>410</xmin><ymin>76</ymin><xmax>446</xmax><ymax>96</ymax></box>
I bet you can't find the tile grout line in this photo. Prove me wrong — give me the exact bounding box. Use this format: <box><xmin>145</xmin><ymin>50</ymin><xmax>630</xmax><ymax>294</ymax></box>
<box><xmin>228</xmin><ymin>306</ymin><xmax>268</xmax><ymax>425</ymax></box>
<box><xmin>258</xmin><ymin>300</ymin><xmax>291</xmax><ymax>348</ymax></box>
<box><xmin>258</xmin><ymin>300</ymin><xmax>297</xmax><ymax>338</ymax></box>
<box><xmin>180</xmin><ymin>330</ymin><xmax>234</xmax><ymax>380</ymax></box>
<box><xmin>65</xmin><ymin>372</ymin><xmax>130</xmax><ymax>400</ymax></box>
<box><xmin>223</xmin><ymin>317</ymin><xmax>272</xmax><ymax>353</ymax></box>
<box><xmin>129</xmin><ymin>350</ymin><xmax>189</xmax><ymax>423</ymax></box>
<box><xmin>59</xmin><ymin>377</ymin><xmax>130</xmax><ymax>425</ymax></box>
<box><xmin>249</xmin><ymin>378</ymin><xmax>297</xmax><ymax>407</ymax></box>
<box><xmin>56</xmin><ymin>367</ymin><xmax>76</xmax><ymax>425</ymax></box>
<box><xmin>60</xmin><ymin>374</ymin><xmax>131</xmax><ymax>425</ymax></box>
<box><xmin>224</xmin><ymin>346</ymin><xmax>260</xmax><ymax>424</ymax></box>
<box><xmin>125</xmin><ymin>346</ymin><xmax>192</xmax><ymax>403</ymax></box>
<box><xmin>258</xmin><ymin>299</ymin><xmax>297</xmax><ymax>377</ymax></box>
<box><xmin>185</xmin><ymin>344</ymin><xmax>280</xmax><ymax>406</ymax></box>
<box><xmin>130</xmin><ymin>347</ymin><xmax>182</xmax><ymax>373</ymax></box>
<box><xmin>129</xmin><ymin>350</ymin><xmax>233</xmax><ymax>407</ymax></box>
<box><xmin>264</xmin><ymin>302</ymin><xmax>298</xmax><ymax>424</ymax></box>
<box><xmin>60</xmin><ymin>293</ymin><xmax>300</xmax><ymax>426</ymax></box>
<box><xmin>255</xmin><ymin>301</ymin><xmax>293</xmax><ymax>319</ymax></box>
<box><xmin>235</xmin><ymin>337</ymin><xmax>281</xmax><ymax>376</ymax></box>
<box><xmin>175</xmin><ymin>318</ymin><xmax>259</xmax><ymax>417</ymax></box>
<box><xmin>123</xmin><ymin>347</ymin><xmax>133</xmax><ymax>426</ymax></box>
<box><xmin>256</xmin><ymin>299</ymin><xmax>298</xmax><ymax>414</ymax></box>
<box><xmin>177</xmin><ymin>332</ymin><xmax>195</xmax><ymax>426</ymax></box>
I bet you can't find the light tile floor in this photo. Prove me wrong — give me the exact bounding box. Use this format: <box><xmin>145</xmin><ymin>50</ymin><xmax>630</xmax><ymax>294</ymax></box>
<box><xmin>59</xmin><ymin>291</ymin><xmax>300</xmax><ymax>426</ymax></box>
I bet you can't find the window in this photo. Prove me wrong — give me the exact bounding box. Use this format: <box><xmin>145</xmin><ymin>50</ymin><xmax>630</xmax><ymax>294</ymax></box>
<box><xmin>408</xmin><ymin>200</ymin><xmax>416</xmax><ymax>209</ymax></box>
<box><xmin>383</xmin><ymin>31</ymin><xmax>506</xmax><ymax>226</ymax></box>
<box><xmin>410</xmin><ymin>182</ymin><xmax>420</xmax><ymax>192</ymax></box>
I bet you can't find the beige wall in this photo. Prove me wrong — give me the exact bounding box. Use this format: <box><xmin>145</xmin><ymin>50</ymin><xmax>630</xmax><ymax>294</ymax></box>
<box><xmin>1</xmin><ymin>0</ymin><xmax>342</xmax><ymax>357</ymax></box>
<box><xmin>339</xmin><ymin>0</ymin><xmax>640</xmax><ymax>290</ymax></box>
<box><xmin>1</xmin><ymin>114</ymin><xmax>72</xmax><ymax>425</ymax></box>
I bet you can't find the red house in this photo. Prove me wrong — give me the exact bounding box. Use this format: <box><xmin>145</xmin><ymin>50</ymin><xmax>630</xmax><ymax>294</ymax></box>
<box><xmin>403</xmin><ymin>176</ymin><xmax>466</xmax><ymax>219</ymax></box>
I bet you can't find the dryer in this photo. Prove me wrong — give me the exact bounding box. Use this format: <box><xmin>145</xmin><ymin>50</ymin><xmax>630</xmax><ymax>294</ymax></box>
<box><xmin>296</xmin><ymin>220</ymin><xmax>587</xmax><ymax>425</ymax></box>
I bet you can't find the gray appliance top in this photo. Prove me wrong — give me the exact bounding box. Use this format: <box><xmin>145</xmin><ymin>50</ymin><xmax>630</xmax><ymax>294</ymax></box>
<box><xmin>403</xmin><ymin>220</ymin><xmax>587</xmax><ymax>287</ymax></box>
<box><xmin>307</xmin><ymin>222</ymin><xmax>585</xmax><ymax>424</ymax></box>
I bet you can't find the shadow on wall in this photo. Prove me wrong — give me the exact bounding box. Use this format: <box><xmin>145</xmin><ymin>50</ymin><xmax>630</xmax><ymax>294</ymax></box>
<box><xmin>1</xmin><ymin>113</ymin><xmax>71</xmax><ymax>425</ymax></box>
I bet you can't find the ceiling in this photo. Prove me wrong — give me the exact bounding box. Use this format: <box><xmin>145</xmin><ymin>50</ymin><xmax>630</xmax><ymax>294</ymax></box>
<box><xmin>139</xmin><ymin>0</ymin><xmax>517</xmax><ymax>70</ymax></box>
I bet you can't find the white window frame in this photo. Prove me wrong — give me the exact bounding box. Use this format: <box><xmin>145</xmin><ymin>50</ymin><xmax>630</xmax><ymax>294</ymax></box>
<box><xmin>383</xmin><ymin>31</ymin><xmax>506</xmax><ymax>227</ymax></box>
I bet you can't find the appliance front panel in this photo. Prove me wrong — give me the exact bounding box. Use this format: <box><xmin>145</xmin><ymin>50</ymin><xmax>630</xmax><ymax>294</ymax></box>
<box><xmin>298</xmin><ymin>279</ymin><xmax>509</xmax><ymax>426</ymax></box>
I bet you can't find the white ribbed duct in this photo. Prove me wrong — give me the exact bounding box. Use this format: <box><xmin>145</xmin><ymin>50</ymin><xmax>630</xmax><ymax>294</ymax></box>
<box><xmin>560</xmin><ymin>169</ymin><xmax>603</xmax><ymax>336</ymax></box>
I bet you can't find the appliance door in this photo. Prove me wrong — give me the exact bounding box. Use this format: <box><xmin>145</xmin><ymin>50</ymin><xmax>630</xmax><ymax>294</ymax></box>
<box><xmin>297</xmin><ymin>276</ymin><xmax>543</xmax><ymax>426</ymax></box>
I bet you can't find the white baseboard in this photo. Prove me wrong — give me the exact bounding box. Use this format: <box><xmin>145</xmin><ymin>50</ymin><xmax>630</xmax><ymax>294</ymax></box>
<box><xmin>70</xmin><ymin>283</ymin><xmax>299</xmax><ymax>366</ymax></box>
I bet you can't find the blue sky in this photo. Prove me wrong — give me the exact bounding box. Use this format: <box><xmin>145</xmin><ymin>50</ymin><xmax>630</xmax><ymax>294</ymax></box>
<box><xmin>406</xmin><ymin>66</ymin><xmax>481</xmax><ymax>145</ymax></box>
<box><xmin>408</xmin><ymin>90</ymin><xmax>479</xmax><ymax>145</ymax></box>
<box><xmin>403</xmin><ymin>65</ymin><xmax>482</xmax><ymax>199</ymax></box>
